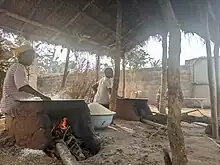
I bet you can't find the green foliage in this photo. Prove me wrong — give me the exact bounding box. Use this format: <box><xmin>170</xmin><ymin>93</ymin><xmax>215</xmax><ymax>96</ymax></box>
<box><xmin>125</xmin><ymin>46</ymin><xmax>161</xmax><ymax>71</ymax></box>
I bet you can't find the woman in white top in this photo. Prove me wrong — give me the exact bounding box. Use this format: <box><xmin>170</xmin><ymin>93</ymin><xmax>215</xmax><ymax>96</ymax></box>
<box><xmin>92</xmin><ymin>68</ymin><xmax>113</xmax><ymax>109</ymax></box>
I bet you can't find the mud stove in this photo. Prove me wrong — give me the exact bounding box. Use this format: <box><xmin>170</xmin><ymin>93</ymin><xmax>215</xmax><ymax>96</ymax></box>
<box><xmin>9</xmin><ymin>100</ymin><xmax>100</xmax><ymax>160</ymax></box>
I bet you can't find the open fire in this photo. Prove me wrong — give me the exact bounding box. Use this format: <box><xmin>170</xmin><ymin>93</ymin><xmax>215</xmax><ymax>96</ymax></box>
<box><xmin>46</xmin><ymin>117</ymin><xmax>91</xmax><ymax>160</ymax></box>
<box><xmin>58</xmin><ymin>117</ymin><xmax>68</xmax><ymax>130</ymax></box>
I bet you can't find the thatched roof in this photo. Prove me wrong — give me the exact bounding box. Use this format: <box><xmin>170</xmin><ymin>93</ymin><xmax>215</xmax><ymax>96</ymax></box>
<box><xmin>0</xmin><ymin>0</ymin><xmax>218</xmax><ymax>54</ymax></box>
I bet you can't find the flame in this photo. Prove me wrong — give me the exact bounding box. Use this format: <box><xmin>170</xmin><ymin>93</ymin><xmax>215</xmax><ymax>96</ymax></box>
<box><xmin>58</xmin><ymin>118</ymin><xmax>68</xmax><ymax>130</ymax></box>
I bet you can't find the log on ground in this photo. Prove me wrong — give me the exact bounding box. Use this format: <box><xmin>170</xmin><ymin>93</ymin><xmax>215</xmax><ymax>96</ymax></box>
<box><xmin>205</xmin><ymin>124</ymin><xmax>220</xmax><ymax>136</ymax></box>
<box><xmin>141</xmin><ymin>118</ymin><xmax>167</xmax><ymax>129</ymax></box>
<box><xmin>144</xmin><ymin>112</ymin><xmax>213</xmax><ymax>125</ymax></box>
<box><xmin>56</xmin><ymin>142</ymin><xmax>80</xmax><ymax>165</ymax></box>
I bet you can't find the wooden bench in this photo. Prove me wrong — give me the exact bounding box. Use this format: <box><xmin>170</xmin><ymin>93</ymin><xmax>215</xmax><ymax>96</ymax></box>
<box><xmin>184</xmin><ymin>98</ymin><xmax>207</xmax><ymax>109</ymax></box>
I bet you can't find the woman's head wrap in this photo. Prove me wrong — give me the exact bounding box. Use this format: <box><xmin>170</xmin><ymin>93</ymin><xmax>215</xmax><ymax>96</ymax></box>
<box><xmin>14</xmin><ymin>44</ymin><xmax>34</xmax><ymax>57</ymax></box>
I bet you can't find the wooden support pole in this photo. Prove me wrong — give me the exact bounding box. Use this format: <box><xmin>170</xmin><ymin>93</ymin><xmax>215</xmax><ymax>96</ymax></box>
<box><xmin>109</xmin><ymin>0</ymin><xmax>122</xmax><ymax>111</ymax></box>
<box><xmin>122</xmin><ymin>52</ymin><xmax>125</xmax><ymax>97</ymax></box>
<box><xmin>61</xmin><ymin>49</ymin><xmax>70</xmax><ymax>89</ymax></box>
<box><xmin>158</xmin><ymin>0</ymin><xmax>188</xmax><ymax>164</ymax></box>
<box><xmin>96</xmin><ymin>54</ymin><xmax>100</xmax><ymax>82</ymax></box>
<box><xmin>205</xmin><ymin>11</ymin><xmax>219</xmax><ymax>139</ymax></box>
<box><xmin>214</xmin><ymin>24</ymin><xmax>220</xmax><ymax>117</ymax></box>
<box><xmin>159</xmin><ymin>33</ymin><xmax>168</xmax><ymax>114</ymax></box>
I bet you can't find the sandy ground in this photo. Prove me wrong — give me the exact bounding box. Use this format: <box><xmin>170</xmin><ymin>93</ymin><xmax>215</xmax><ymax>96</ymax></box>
<box><xmin>0</xmin><ymin>114</ymin><xmax>220</xmax><ymax>165</ymax></box>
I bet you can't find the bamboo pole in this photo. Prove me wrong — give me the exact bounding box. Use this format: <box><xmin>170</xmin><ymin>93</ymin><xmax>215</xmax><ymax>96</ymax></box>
<box><xmin>109</xmin><ymin>0</ymin><xmax>122</xmax><ymax>111</ymax></box>
<box><xmin>158</xmin><ymin>0</ymin><xmax>188</xmax><ymax>164</ymax></box>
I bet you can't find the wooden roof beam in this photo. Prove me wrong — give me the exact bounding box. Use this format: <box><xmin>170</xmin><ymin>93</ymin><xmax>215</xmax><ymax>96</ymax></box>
<box><xmin>46</xmin><ymin>2</ymin><xmax>64</xmax><ymax>20</ymax></box>
<box><xmin>108</xmin><ymin>0</ymin><xmax>159</xmax><ymax>50</ymax></box>
<box><xmin>0</xmin><ymin>0</ymin><xmax>4</xmax><ymax>7</ymax></box>
<box><xmin>108</xmin><ymin>20</ymin><xmax>144</xmax><ymax>48</ymax></box>
<box><xmin>50</xmin><ymin>0</ymin><xmax>96</xmax><ymax>40</ymax></box>
<box><xmin>208</xmin><ymin>2</ymin><xmax>216</xmax><ymax>20</ymax></box>
<box><xmin>0</xmin><ymin>9</ymin><xmax>110</xmax><ymax>50</ymax></box>
<box><xmin>19</xmin><ymin>0</ymin><xmax>43</xmax><ymax>32</ymax></box>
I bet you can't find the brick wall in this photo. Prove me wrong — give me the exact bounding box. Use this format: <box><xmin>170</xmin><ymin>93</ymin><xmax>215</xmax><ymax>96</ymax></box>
<box><xmin>38</xmin><ymin>66</ymin><xmax>192</xmax><ymax>104</ymax></box>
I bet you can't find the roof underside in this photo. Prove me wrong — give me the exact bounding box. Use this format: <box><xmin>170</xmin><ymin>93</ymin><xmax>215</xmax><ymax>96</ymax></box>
<box><xmin>0</xmin><ymin>0</ymin><xmax>219</xmax><ymax>54</ymax></box>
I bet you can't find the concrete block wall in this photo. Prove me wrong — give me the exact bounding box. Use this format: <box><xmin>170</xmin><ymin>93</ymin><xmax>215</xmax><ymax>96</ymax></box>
<box><xmin>117</xmin><ymin>66</ymin><xmax>192</xmax><ymax>104</ymax></box>
<box><xmin>38</xmin><ymin>66</ymin><xmax>192</xmax><ymax>104</ymax></box>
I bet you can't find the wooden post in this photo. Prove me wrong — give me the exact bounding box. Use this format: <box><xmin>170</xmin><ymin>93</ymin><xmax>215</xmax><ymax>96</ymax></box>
<box><xmin>96</xmin><ymin>54</ymin><xmax>100</xmax><ymax>82</ymax></box>
<box><xmin>214</xmin><ymin>25</ymin><xmax>220</xmax><ymax>118</ymax></box>
<box><xmin>61</xmin><ymin>49</ymin><xmax>70</xmax><ymax>89</ymax></box>
<box><xmin>159</xmin><ymin>33</ymin><xmax>168</xmax><ymax>114</ymax></box>
<box><xmin>158</xmin><ymin>0</ymin><xmax>188</xmax><ymax>164</ymax></box>
<box><xmin>109</xmin><ymin>0</ymin><xmax>122</xmax><ymax>111</ymax></box>
<box><xmin>122</xmin><ymin>52</ymin><xmax>125</xmax><ymax>97</ymax></box>
<box><xmin>205</xmin><ymin>12</ymin><xmax>219</xmax><ymax>139</ymax></box>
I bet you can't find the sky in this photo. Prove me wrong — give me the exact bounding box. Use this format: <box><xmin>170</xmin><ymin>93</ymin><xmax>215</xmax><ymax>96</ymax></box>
<box><xmin>56</xmin><ymin>32</ymin><xmax>214</xmax><ymax>66</ymax></box>
<box><xmin>145</xmin><ymin>33</ymin><xmax>214</xmax><ymax>65</ymax></box>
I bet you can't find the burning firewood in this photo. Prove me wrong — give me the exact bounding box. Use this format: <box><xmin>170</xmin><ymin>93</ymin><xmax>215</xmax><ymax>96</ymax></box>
<box><xmin>51</xmin><ymin>118</ymin><xmax>87</xmax><ymax>161</ymax></box>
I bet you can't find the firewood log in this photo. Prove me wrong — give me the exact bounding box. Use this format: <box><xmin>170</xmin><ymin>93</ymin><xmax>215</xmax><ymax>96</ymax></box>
<box><xmin>56</xmin><ymin>142</ymin><xmax>80</xmax><ymax>165</ymax></box>
<box><xmin>163</xmin><ymin>148</ymin><xmax>172</xmax><ymax>165</ymax></box>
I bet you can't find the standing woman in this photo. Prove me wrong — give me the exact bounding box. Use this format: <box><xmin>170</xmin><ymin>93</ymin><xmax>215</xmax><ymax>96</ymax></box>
<box><xmin>92</xmin><ymin>67</ymin><xmax>113</xmax><ymax>109</ymax></box>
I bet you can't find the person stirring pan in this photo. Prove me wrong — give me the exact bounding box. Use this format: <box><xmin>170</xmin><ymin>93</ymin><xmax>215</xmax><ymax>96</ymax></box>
<box><xmin>0</xmin><ymin>44</ymin><xmax>51</xmax><ymax>134</ymax></box>
<box><xmin>92</xmin><ymin>68</ymin><xmax>113</xmax><ymax>109</ymax></box>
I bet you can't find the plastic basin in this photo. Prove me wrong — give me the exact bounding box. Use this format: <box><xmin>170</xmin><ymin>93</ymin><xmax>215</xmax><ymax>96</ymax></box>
<box><xmin>88</xmin><ymin>103</ymin><xmax>116</xmax><ymax>129</ymax></box>
<box><xmin>90</xmin><ymin>114</ymin><xmax>114</xmax><ymax>129</ymax></box>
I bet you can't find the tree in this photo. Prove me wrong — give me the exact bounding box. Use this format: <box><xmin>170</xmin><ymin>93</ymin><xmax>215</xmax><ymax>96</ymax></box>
<box><xmin>158</xmin><ymin>0</ymin><xmax>188</xmax><ymax>164</ymax></box>
<box><xmin>124</xmin><ymin>46</ymin><xmax>161</xmax><ymax>71</ymax></box>
<box><xmin>33</xmin><ymin>41</ymin><xmax>57</xmax><ymax>74</ymax></box>
<box><xmin>125</xmin><ymin>47</ymin><xmax>151</xmax><ymax>70</ymax></box>
<box><xmin>159</xmin><ymin>33</ymin><xmax>168</xmax><ymax>114</ymax></box>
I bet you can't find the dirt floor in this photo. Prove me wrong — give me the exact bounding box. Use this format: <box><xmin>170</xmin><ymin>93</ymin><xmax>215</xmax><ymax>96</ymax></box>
<box><xmin>0</xmin><ymin>108</ymin><xmax>219</xmax><ymax>165</ymax></box>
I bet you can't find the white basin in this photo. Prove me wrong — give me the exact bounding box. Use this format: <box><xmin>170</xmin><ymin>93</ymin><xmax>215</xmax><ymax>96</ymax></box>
<box><xmin>90</xmin><ymin>115</ymin><xmax>114</xmax><ymax>129</ymax></box>
<box><xmin>88</xmin><ymin>103</ymin><xmax>116</xmax><ymax>129</ymax></box>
